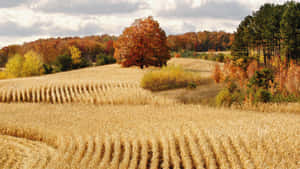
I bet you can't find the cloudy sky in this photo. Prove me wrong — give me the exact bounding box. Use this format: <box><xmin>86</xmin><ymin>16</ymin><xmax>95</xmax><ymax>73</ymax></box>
<box><xmin>0</xmin><ymin>0</ymin><xmax>290</xmax><ymax>47</ymax></box>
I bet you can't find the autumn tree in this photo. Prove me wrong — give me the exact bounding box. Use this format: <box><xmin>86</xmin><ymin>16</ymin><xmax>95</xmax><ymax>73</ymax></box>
<box><xmin>0</xmin><ymin>34</ymin><xmax>117</xmax><ymax>67</ymax></box>
<box><xmin>114</xmin><ymin>16</ymin><xmax>171</xmax><ymax>68</ymax></box>
<box><xmin>21</xmin><ymin>51</ymin><xmax>44</xmax><ymax>77</ymax></box>
<box><xmin>53</xmin><ymin>54</ymin><xmax>73</xmax><ymax>72</ymax></box>
<box><xmin>69</xmin><ymin>46</ymin><xmax>82</xmax><ymax>65</ymax></box>
<box><xmin>5</xmin><ymin>54</ymin><xmax>24</xmax><ymax>77</ymax></box>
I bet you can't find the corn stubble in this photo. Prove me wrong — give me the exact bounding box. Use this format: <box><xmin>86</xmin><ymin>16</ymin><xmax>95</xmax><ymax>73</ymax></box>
<box><xmin>0</xmin><ymin>61</ymin><xmax>299</xmax><ymax>169</ymax></box>
<box><xmin>0</xmin><ymin>80</ymin><xmax>175</xmax><ymax>105</ymax></box>
<box><xmin>0</xmin><ymin>104</ymin><xmax>299</xmax><ymax>169</ymax></box>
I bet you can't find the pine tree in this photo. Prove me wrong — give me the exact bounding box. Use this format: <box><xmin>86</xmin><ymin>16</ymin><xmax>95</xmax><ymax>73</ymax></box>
<box><xmin>280</xmin><ymin>1</ymin><xmax>300</xmax><ymax>62</ymax></box>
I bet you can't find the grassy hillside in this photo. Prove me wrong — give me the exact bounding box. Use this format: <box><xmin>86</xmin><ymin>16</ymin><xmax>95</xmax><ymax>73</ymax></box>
<box><xmin>0</xmin><ymin>58</ymin><xmax>299</xmax><ymax>169</ymax></box>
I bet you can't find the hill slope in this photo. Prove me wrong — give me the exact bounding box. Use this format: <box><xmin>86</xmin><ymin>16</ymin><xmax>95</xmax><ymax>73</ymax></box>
<box><xmin>0</xmin><ymin>104</ymin><xmax>299</xmax><ymax>169</ymax></box>
<box><xmin>0</xmin><ymin>58</ymin><xmax>219</xmax><ymax>105</ymax></box>
<box><xmin>0</xmin><ymin>58</ymin><xmax>299</xmax><ymax>169</ymax></box>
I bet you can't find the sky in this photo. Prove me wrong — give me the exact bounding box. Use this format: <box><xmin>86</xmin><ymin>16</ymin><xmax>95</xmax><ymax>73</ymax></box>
<box><xmin>0</xmin><ymin>0</ymin><xmax>292</xmax><ymax>48</ymax></box>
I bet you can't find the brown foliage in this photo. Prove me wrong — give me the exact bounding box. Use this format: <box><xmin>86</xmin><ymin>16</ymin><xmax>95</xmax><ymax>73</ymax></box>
<box><xmin>114</xmin><ymin>16</ymin><xmax>171</xmax><ymax>68</ymax></box>
<box><xmin>212</xmin><ymin>64</ymin><xmax>223</xmax><ymax>83</ymax></box>
<box><xmin>174</xmin><ymin>53</ymin><xmax>181</xmax><ymax>58</ymax></box>
<box><xmin>0</xmin><ymin>35</ymin><xmax>117</xmax><ymax>64</ymax></box>
<box><xmin>275</xmin><ymin>61</ymin><xmax>288</xmax><ymax>93</ymax></box>
<box><xmin>167</xmin><ymin>31</ymin><xmax>234</xmax><ymax>51</ymax></box>
<box><xmin>247</xmin><ymin>60</ymin><xmax>259</xmax><ymax>79</ymax></box>
<box><xmin>272</xmin><ymin>60</ymin><xmax>300</xmax><ymax>95</ymax></box>
<box><xmin>285</xmin><ymin>61</ymin><xmax>300</xmax><ymax>94</ymax></box>
<box><xmin>223</xmin><ymin>61</ymin><xmax>247</xmax><ymax>86</ymax></box>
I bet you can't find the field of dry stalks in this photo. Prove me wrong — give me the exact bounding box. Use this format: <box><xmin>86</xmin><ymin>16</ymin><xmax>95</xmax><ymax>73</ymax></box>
<box><xmin>0</xmin><ymin>64</ymin><xmax>175</xmax><ymax>105</ymax></box>
<box><xmin>0</xmin><ymin>104</ymin><xmax>299</xmax><ymax>169</ymax></box>
<box><xmin>0</xmin><ymin>58</ymin><xmax>299</xmax><ymax>169</ymax></box>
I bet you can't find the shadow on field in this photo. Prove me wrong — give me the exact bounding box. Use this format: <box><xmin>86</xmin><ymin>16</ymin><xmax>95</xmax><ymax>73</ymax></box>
<box><xmin>154</xmin><ymin>79</ymin><xmax>222</xmax><ymax>105</ymax></box>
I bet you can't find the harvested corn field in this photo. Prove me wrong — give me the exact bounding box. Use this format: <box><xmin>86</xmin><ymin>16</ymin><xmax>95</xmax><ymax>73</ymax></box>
<box><xmin>0</xmin><ymin>104</ymin><xmax>299</xmax><ymax>169</ymax></box>
<box><xmin>0</xmin><ymin>63</ymin><xmax>180</xmax><ymax>105</ymax></box>
<box><xmin>0</xmin><ymin>60</ymin><xmax>299</xmax><ymax>169</ymax></box>
<box><xmin>0</xmin><ymin>80</ymin><xmax>174</xmax><ymax>105</ymax></box>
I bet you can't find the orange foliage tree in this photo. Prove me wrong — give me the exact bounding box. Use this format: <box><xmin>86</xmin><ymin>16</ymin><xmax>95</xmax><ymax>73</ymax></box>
<box><xmin>114</xmin><ymin>16</ymin><xmax>171</xmax><ymax>68</ymax></box>
<box><xmin>212</xmin><ymin>64</ymin><xmax>223</xmax><ymax>83</ymax></box>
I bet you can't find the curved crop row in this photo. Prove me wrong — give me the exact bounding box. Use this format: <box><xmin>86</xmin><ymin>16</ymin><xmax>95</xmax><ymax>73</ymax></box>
<box><xmin>1</xmin><ymin>128</ymin><xmax>298</xmax><ymax>169</ymax></box>
<box><xmin>0</xmin><ymin>81</ymin><xmax>175</xmax><ymax>105</ymax></box>
<box><xmin>0</xmin><ymin>135</ymin><xmax>57</xmax><ymax>169</ymax></box>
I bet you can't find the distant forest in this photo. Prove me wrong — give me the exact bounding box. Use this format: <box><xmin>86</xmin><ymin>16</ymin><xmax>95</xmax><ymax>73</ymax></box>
<box><xmin>0</xmin><ymin>35</ymin><xmax>117</xmax><ymax>66</ymax></box>
<box><xmin>0</xmin><ymin>31</ymin><xmax>234</xmax><ymax>67</ymax></box>
<box><xmin>168</xmin><ymin>31</ymin><xmax>234</xmax><ymax>52</ymax></box>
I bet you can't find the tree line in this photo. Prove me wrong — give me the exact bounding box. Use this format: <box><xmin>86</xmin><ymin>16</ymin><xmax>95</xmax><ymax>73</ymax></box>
<box><xmin>231</xmin><ymin>1</ymin><xmax>300</xmax><ymax>65</ymax></box>
<box><xmin>0</xmin><ymin>35</ymin><xmax>116</xmax><ymax>67</ymax></box>
<box><xmin>0</xmin><ymin>32</ymin><xmax>234</xmax><ymax>68</ymax></box>
<box><xmin>167</xmin><ymin>31</ymin><xmax>234</xmax><ymax>52</ymax></box>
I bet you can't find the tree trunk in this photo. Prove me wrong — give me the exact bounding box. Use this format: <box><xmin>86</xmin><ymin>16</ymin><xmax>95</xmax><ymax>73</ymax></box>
<box><xmin>263</xmin><ymin>47</ymin><xmax>267</xmax><ymax>66</ymax></box>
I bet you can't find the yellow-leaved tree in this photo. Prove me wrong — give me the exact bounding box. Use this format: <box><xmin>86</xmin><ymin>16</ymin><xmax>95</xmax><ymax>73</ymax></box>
<box><xmin>21</xmin><ymin>51</ymin><xmax>44</xmax><ymax>77</ymax></box>
<box><xmin>0</xmin><ymin>72</ymin><xmax>6</xmax><ymax>79</ymax></box>
<box><xmin>69</xmin><ymin>46</ymin><xmax>81</xmax><ymax>65</ymax></box>
<box><xmin>5</xmin><ymin>54</ymin><xmax>24</xmax><ymax>77</ymax></box>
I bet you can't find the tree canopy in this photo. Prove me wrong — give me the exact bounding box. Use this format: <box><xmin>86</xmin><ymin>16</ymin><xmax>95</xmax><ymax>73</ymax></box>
<box><xmin>0</xmin><ymin>35</ymin><xmax>117</xmax><ymax>67</ymax></box>
<box><xmin>21</xmin><ymin>51</ymin><xmax>44</xmax><ymax>77</ymax></box>
<box><xmin>5</xmin><ymin>54</ymin><xmax>24</xmax><ymax>77</ymax></box>
<box><xmin>231</xmin><ymin>1</ymin><xmax>300</xmax><ymax>65</ymax></box>
<box><xmin>114</xmin><ymin>16</ymin><xmax>171</xmax><ymax>68</ymax></box>
<box><xmin>168</xmin><ymin>31</ymin><xmax>234</xmax><ymax>52</ymax></box>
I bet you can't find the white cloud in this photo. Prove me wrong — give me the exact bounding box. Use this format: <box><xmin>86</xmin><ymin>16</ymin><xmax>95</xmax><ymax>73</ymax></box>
<box><xmin>0</xmin><ymin>0</ymin><xmax>292</xmax><ymax>47</ymax></box>
<box><xmin>0</xmin><ymin>1</ymin><xmax>29</xmax><ymax>8</ymax></box>
<box><xmin>29</xmin><ymin>0</ymin><xmax>147</xmax><ymax>15</ymax></box>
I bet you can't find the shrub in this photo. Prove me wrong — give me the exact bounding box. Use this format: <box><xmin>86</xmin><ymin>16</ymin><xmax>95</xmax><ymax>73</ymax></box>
<box><xmin>212</xmin><ymin>64</ymin><xmax>223</xmax><ymax>83</ymax></box>
<box><xmin>255</xmin><ymin>88</ymin><xmax>271</xmax><ymax>103</ymax></box>
<box><xmin>53</xmin><ymin>54</ymin><xmax>72</xmax><ymax>72</ymax></box>
<box><xmin>96</xmin><ymin>53</ymin><xmax>116</xmax><ymax>66</ymax></box>
<box><xmin>271</xmin><ymin>93</ymin><xmax>299</xmax><ymax>103</ymax></box>
<box><xmin>43</xmin><ymin>64</ymin><xmax>53</xmax><ymax>74</ymax></box>
<box><xmin>78</xmin><ymin>57</ymin><xmax>92</xmax><ymax>68</ymax></box>
<box><xmin>215</xmin><ymin>53</ymin><xmax>225</xmax><ymax>62</ymax></box>
<box><xmin>180</xmin><ymin>50</ymin><xmax>195</xmax><ymax>58</ymax></box>
<box><xmin>285</xmin><ymin>62</ymin><xmax>300</xmax><ymax>94</ymax></box>
<box><xmin>187</xmin><ymin>82</ymin><xmax>197</xmax><ymax>90</ymax></box>
<box><xmin>248</xmin><ymin>68</ymin><xmax>274</xmax><ymax>89</ymax></box>
<box><xmin>199</xmin><ymin>52</ymin><xmax>225</xmax><ymax>62</ymax></box>
<box><xmin>247</xmin><ymin>60</ymin><xmax>259</xmax><ymax>78</ymax></box>
<box><xmin>5</xmin><ymin>54</ymin><xmax>24</xmax><ymax>77</ymax></box>
<box><xmin>199</xmin><ymin>53</ymin><xmax>208</xmax><ymax>60</ymax></box>
<box><xmin>141</xmin><ymin>65</ymin><xmax>202</xmax><ymax>91</ymax></box>
<box><xmin>216</xmin><ymin>78</ymin><xmax>244</xmax><ymax>106</ymax></box>
<box><xmin>216</xmin><ymin>88</ymin><xmax>244</xmax><ymax>106</ymax></box>
<box><xmin>216</xmin><ymin>88</ymin><xmax>231</xmax><ymax>106</ymax></box>
<box><xmin>174</xmin><ymin>53</ymin><xmax>181</xmax><ymax>58</ymax></box>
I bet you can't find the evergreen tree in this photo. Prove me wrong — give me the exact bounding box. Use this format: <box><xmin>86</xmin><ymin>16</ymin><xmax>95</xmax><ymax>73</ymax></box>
<box><xmin>231</xmin><ymin>1</ymin><xmax>300</xmax><ymax>66</ymax></box>
<box><xmin>280</xmin><ymin>1</ymin><xmax>300</xmax><ymax>62</ymax></box>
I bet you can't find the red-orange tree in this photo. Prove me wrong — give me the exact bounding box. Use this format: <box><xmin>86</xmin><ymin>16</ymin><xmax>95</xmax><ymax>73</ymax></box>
<box><xmin>114</xmin><ymin>16</ymin><xmax>170</xmax><ymax>68</ymax></box>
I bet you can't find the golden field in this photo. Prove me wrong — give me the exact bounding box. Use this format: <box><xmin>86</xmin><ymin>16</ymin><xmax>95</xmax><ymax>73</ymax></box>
<box><xmin>0</xmin><ymin>58</ymin><xmax>299</xmax><ymax>169</ymax></box>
